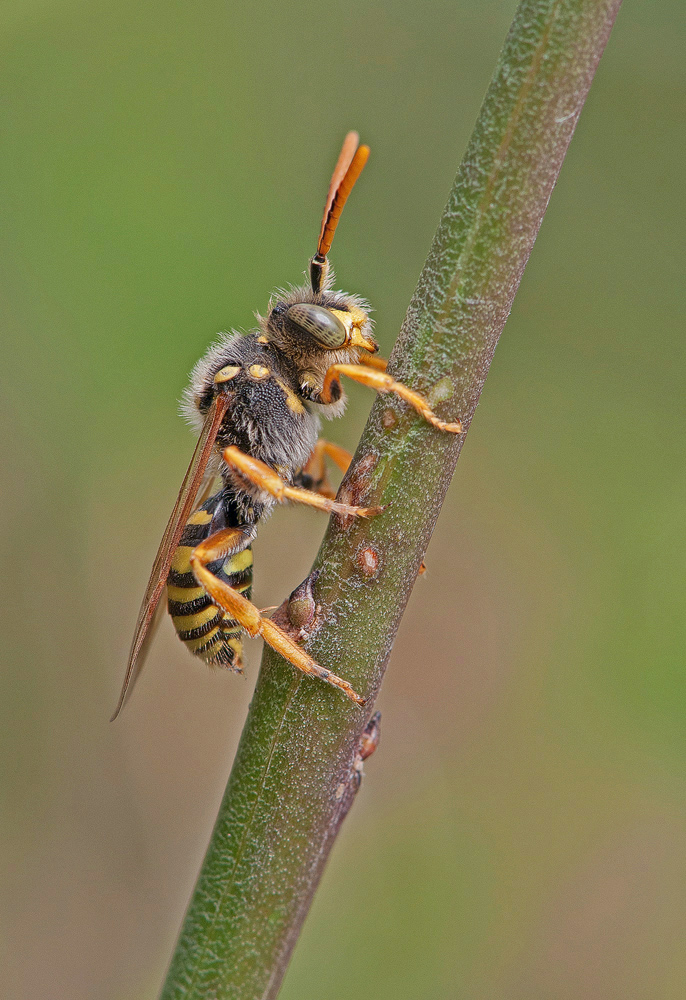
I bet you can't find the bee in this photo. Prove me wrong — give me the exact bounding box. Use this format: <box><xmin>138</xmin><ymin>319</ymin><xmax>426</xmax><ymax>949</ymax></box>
<box><xmin>111</xmin><ymin>133</ymin><xmax>462</xmax><ymax>721</ymax></box>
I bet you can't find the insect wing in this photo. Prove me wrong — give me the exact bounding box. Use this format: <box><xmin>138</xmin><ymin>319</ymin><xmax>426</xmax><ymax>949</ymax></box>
<box><xmin>110</xmin><ymin>394</ymin><xmax>230</xmax><ymax>720</ymax></box>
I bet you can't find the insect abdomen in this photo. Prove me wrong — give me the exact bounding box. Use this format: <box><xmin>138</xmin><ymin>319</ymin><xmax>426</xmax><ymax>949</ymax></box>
<box><xmin>166</xmin><ymin>507</ymin><xmax>253</xmax><ymax>669</ymax></box>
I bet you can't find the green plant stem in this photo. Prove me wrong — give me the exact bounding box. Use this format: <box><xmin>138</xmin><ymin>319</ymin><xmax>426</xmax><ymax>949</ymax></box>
<box><xmin>161</xmin><ymin>1</ymin><xmax>622</xmax><ymax>996</ymax></box>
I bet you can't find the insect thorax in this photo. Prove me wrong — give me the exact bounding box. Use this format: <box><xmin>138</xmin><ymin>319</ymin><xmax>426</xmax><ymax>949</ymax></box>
<box><xmin>184</xmin><ymin>331</ymin><xmax>320</xmax><ymax>481</ymax></box>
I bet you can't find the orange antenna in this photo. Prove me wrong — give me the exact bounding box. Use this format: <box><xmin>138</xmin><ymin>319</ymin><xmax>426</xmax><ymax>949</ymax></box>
<box><xmin>310</xmin><ymin>132</ymin><xmax>370</xmax><ymax>293</ymax></box>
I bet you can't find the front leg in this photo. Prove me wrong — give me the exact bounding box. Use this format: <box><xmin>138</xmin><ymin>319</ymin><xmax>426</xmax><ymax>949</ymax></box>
<box><xmin>190</xmin><ymin>528</ymin><xmax>365</xmax><ymax>706</ymax></box>
<box><xmin>314</xmin><ymin>364</ymin><xmax>462</xmax><ymax>434</ymax></box>
<box><xmin>359</xmin><ymin>352</ymin><xmax>388</xmax><ymax>371</ymax></box>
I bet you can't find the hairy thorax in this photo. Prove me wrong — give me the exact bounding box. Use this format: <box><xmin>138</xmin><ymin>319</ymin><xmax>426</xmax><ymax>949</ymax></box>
<box><xmin>183</xmin><ymin>331</ymin><xmax>320</xmax><ymax>502</ymax></box>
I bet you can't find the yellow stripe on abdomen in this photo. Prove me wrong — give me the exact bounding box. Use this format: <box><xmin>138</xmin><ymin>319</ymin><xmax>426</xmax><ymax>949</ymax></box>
<box><xmin>184</xmin><ymin>627</ymin><xmax>221</xmax><ymax>653</ymax></box>
<box><xmin>224</xmin><ymin>547</ymin><xmax>253</xmax><ymax>575</ymax></box>
<box><xmin>170</xmin><ymin>545</ymin><xmax>194</xmax><ymax>575</ymax></box>
<box><xmin>167</xmin><ymin>583</ymin><xmax>206</xmax><ymax>604</ymax></box>
<box><xmin>167</xmin><ymin>499</ymin><xmax>255</xmax><ymax>671</ymax></box>
<box><xmin>187</xmin><ymin>509</ymin><xmax>212</xmax><ymax>525</ymax></box>
<box><xmin>170</xmin><ymin>603</ymin><xmax>219</xmax><ymax>633</ymax></box>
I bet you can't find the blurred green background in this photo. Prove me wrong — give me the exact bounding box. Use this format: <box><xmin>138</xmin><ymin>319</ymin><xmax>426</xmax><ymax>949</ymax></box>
<box><xmin>1</xmin><ymin>0</ymin><xmax>684</xmax><ymax>997</ymax></box>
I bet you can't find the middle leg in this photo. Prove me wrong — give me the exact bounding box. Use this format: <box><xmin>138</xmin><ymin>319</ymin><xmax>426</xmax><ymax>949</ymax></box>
<box><xmin>223</xmin><ymin>446</ymin><xmax>382</xmax><ymax>517</ymax></box>
<box><xmin>296</xmin><ymin>439</ymin><xmax>354</xmax><ymax>499</ymax></box>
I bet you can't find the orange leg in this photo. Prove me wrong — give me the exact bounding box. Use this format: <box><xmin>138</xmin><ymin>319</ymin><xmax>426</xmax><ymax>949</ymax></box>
<box><xmin>359</xmin><ymin>352</ymin><xmax>388</xmax><ymax>371</ymax></box>
<box><xmin>300</xmin><ymin>439</ymin><xmax>354</xmax><ymax>499</ymax></box>
<box><xmin>189</xmin><ymin>528</ymin><xmax>365</xmax><ymax>706</ymax></box>
<box><xmin>321</xmin><ymin>365</ymin><xmax>462</xmax><ymax>434</ymax></box>
<box><xmin>223</xmin><ymin>445</ymin><xmax>381</xmax><ymax>516</ymax></box>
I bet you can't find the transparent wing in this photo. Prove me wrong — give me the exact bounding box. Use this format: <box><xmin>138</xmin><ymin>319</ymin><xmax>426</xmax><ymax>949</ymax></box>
<box><xmin>110</xmin><ymin>394</ymin><xmax>230</xmax><ymax>720</ymax></box>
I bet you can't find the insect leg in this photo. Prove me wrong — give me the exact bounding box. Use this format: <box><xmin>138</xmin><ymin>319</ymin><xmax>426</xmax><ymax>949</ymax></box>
<box><xmin>359</xmin><ymin>352</ymin><xmax>388</xmax><ymax>372</ymax></box>
<box><xmin>311</xmin><ymin>439</ymin><xmax>353</xmax><ymax>474</ymax></box>
<box><xmin>189</xmin><ymin>530</ymin><xmax>365</xmax><ymax>706</ymax></box>
<box><xmin>320</xmin><ymin>364</ymin><xmax>463</xmax><ymax>433</ymax></box>
<box><xmin>222</xmin><ymin>446</ymin><xmax>382</xmax><ymax>517</ymax></box>
<box><xmin>297</xmin><ymin>439</ymin><xmax>354</xmax><ymax>498</ymax></box>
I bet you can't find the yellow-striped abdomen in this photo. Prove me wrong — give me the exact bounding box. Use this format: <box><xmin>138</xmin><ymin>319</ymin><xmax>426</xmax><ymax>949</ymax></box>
<box><xmin>167</xmin><ymin>503</ymin><xmax>254</xmax><ymax>669</ymax></box>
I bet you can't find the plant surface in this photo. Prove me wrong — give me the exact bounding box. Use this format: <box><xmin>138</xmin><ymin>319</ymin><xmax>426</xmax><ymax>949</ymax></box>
<box><xmin>161</xmin><ymin>1</ymin><xmax>623</xmax><ymax>996</ymax></box>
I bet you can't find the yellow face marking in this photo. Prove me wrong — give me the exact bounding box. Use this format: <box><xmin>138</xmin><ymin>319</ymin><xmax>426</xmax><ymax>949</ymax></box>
<box><xmin>170</xmin><ymin>545</ymin><xmax>194</xmax><ymax>574</ymax></box>
<box><xmin>256</xmin><ymin>335</ymin><xmax>269</xmax><ymax>344</ymax></box>
<box><xmin>225</xmin><ymin>548</ymin><xmax>253</xmax><ymax>574</ymax></box>
<box><xmin>350</xmin><ymin>328</ymin><xmax>377</xmax><ymax>351</ymax></box>
<box><xmin>214</xmin><ymin>365</ymin><xmax>241</xmax><ymax>383</ymax></box>
<box><xmin>188</xmin><ymin>509</ymin><xmax>212</xmax><ymax>525</ymax></box>
<box><xmin>274</xmin><ymin>377</ymin><xmax>305</xmax><ymax>414</ymax></box>
<box><xmin>167</xmin><ymin>583</ymin><xmax>206</xmax><ymax>603</ymax></box>
<box><xmin>248</xmin><ymin>364</ymin><xmax>270</xmax><ymax>379</ymax></box>
<box><xmin>329</xmin><ymin>308</ymin><xmax>354</xmax><ymax>337</ymax></box>
<box><xmin>329</xmin><ymin>306</ymin><xmax>376</xmax><ymax>352</ymax></box>
<box><xmin>348</xmin><ymin>306</ymin><xmax>368</xmax><ymax>326</ymax></box>
<box><xmin>171</xmin><ymin>604</ymin><xmax>219</xmax><ymax>631</ymax></box>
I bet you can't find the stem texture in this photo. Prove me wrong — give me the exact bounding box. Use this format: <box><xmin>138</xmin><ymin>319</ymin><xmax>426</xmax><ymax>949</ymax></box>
<box><xmin>161</xmin><ymin>1</ymin><xmax>622</xmax><ymax>996</ymax></box>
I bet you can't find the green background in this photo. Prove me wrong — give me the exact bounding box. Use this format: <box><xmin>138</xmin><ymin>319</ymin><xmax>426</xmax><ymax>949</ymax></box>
<box><xmin>2</xmin><ymin>1</ymin><xmax>684</xmax><ymax>997</ymax></box>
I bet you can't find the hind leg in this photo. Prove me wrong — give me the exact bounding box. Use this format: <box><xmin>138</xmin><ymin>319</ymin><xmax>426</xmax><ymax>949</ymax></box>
<box><xmin>189</xmin><ymin>527</ymin><xmax>366</xmax><ymax>706</ymax></box>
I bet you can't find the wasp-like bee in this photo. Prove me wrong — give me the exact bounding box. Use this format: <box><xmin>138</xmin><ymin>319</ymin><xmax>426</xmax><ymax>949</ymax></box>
<box><xmin>111</xmin><ymin>133</ymin><xmax>461</xmax><ymax>720</ymax></box>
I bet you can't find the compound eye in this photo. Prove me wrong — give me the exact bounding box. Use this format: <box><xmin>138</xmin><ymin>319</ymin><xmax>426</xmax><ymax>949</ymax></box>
<box><xmin>286</xmin><ymin>303</ymin><xmax>347</xmax><ymax>349</ymax></box>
